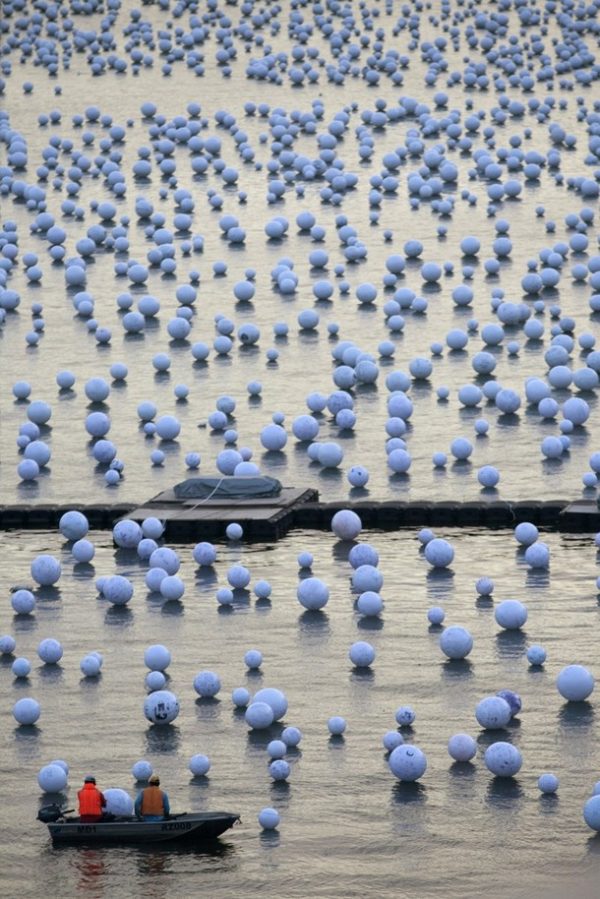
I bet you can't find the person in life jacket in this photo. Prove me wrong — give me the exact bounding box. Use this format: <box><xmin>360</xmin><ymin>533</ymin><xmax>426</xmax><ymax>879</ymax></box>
<box><xmin>134</xmin><ymin>774</ymin><xmax>171</xmax><ymax>821</ymax></box>
<box><xmin>78</xmin><ymin>775</ymin><xmax>107</xmax><ymax>823</ymax></box>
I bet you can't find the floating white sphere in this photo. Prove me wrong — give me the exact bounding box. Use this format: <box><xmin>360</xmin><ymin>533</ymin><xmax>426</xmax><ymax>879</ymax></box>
<box><xmin>357</xmin><ymin>591</ymin><xmax>383</xmax><ymax>616</ymax></box>
<box><xmin>583</xmin><ymin>795</ymin><xmax>600</xmax><ymax>831</ymax></box>
<box><xmin>349</xmin><ymin>641</ymin><xmax>375</xmax><ymax>668</ymax></box>
<box><xmin>484</xmin><ymin>742</ymin><xmax>522</xmax><ymax>777</ymax></box>
<box><xmin>193</xmin><ymin>670</ymin><xmax>221</xmax><ymax>697</ymax></box>
<box><xmin>525</xmin><ymin>542</ymin><xmax>550</xmax><ymax>569</ymax></box>
<box><xmin>232</xmin><ymin>687</ymin><xmax>250</xmax><ymax>708</ymax></box>
<box><xmin>189</xmin><ymin>754</ymin><xmax>211</xmax><ymax>776</ymax></box>
<box><xmin>395</xmin><ymin>706</ymin><xmax>416</xmax><ymax>726</ymax></box>
<box><xmin>193</xmin><ymin>542</ymin><xmax>217</xmax><ymax>566</ymax></box>
<box><xmin>252</xmin><ymin>687</ymin><xmax>288</xmax><ymax>720</ymax></box>
<box><xmin>556</xmin><ymin>664</ymin><xmax>595</xmax><ymax>701</ymax></box>
<box><xmin>245</xmin><ymin>701</ymin><xmax>274</xmax><ymax>729</ymax></box>
<box><xmin>146</xmin><ymin>671</ymin><xmax>166</xmax><ymax>691</ymax></box>
<box><xmin>475</xmin><ymin>696</ymin><xmax>512</xmax><ymax>730</ymax></box>
<box><xmin>258</xmin><ymin>807</ymin><xmax>280</xmax><ymax>830</ymax></box>
<box><xmin>72</xmin><ymin>539</ymin><xmax>95</xmax><ymax>563</ymax></box>
<box><xmin>11</xmin><ymin>589</ymin><xmax>35</xmax><ymax>615</ymax></box>
<box><xmin>59</xmin><ymin>510</ymin><xmax>89</xmax><ymax>541</ymax></box>
<box><xmin>12</xmin><ymin>657</ymin><xmax>31</xmax><ymax>678</ymax></box>
<box><xmin>351</xmin><ymin>565</ymin><xmax>383</xmax><ymax>593</ymax></box>
<box><xmin>160</xmin><ymin>576</ymin><xmax>185</xmax><ymax>601</ymax></box>
<box><xmin>226</xmin><ymin>523</ymin><xmax>244</xmax><ymax>541</ymax></box>
<box><xmin>495</xmin><ymin>600</ymin><xmax>528</xmax><ymax>630</ymax></box>
<box><xmin>143</xmin><ymin>690</ymin><xmax>180</xmax><ymax>724</ymax></box>
<box><xmin>227</xmin><ymin>564</ymin><xmax>251</xmax><ymax>589</ymax></box>
<box><xmin>149</xmin><ymin>547</ymin><xmax>180</xmax><ymax>575</ymax></box>
<box><xmin>31</xmin><ymin>554</ymin><xmax>61</xmax><ymax>586</ymax></box>
<box><xmin>141</xmin><ymin>518</ymin><xmax>165</xmax><ymax>540</ymax></box>
<box><xmin>383</xmin><ymin>731</ymin><xmax>404</xmax><ymax>752</ymax></box>
<box><xmin>527</xmin><ymin>645</ymin><xmax>546</xmax><ymax>666</ymax></box>
<box><xmin>439</xmin><ymin>626</ymin><xmax>473</xmax><ymax>659</ymax></box>
<box><xmin>475</xmin><ymin>577</ymin><xmax>494</xmax><ymax>596</ymax></box>
<box><xmin>538</xmin><ymin>773</ymin><xmax>559</xmax><ymax>794</ymax></box>
<box><xmin>327</xmin><ymin>716</ymin><xmax>347</xmax><ymax>735</ymax></box>
<box><xmin>244</xmin><ymin>649</ymin><xmax>263</xmax><ymax>669</ymax></box>
<box><xmin>297</xmin><ymin>577</ymin><xmax>329</xmax><ymax>610</ymax></box>
<box><xmin>144</xmin><ymin>644</ymin><xmax>171</xmax><ymax>671</ymax></box>
<box><xmin>80</xmin><ymin>654</ymin><xmax>102</xmax><ymax>677</ymax></box>
<box><xmin>427</xmin><ymin>606</ymin><xmax>445</xmax><ymax>625</ymax></box>
<box><xmin>113</xmin><ymin>520</ymin><xmax>143</xmax><ymax>549</ymax></box>
<box><xmin>281</xmin><ymin>726</ymin><xmax>302</xmax><ymax>747</ymax></box>
<box><xmin>254</xmin><ymin>580</ymin><xmax>272</xmax><ymax>600</ymax></box>
<box><xmin>13</xmin><ymin>697</ymin><xmax>41</xmax><ymax>725</ymax></box>
<box><xmin>104</xmin><ymin>788</ymin><xmax>134</xmax><ymax>816</ymax></box>
<box><xmin>0</xmin><ymin>635</ymin><xmax>16</xmax><ymax>654</ymax></box>
<box><xmin>38</xmin><ymin>638</ymin><xmax>63</xmax><ymax>664</ymax></box>
<box><xmin>132</xmin><ymin>760</ymin><xmax>153</xmax><ymax>781</ymax></box>
<box><xmin>146</xmin><ymin>568</ymin><xmax>167</xmax><ymax>592</ymax></box>
<box><xmin>268</xmin><ymin>760</ymin><xmax>290</xmax><ymax>781</ymax></box>
<box><xmin>448</xmin><ymin>733</ymin><xmax>477</xmax><ymax>762</ymax></box>
<box><xmin>267</xmin><ymin>740</ymin><xmax>287</xmax><ymax>760</ymax></box>
<box><xmin>424</xmin><ymin>538</ymin><xmax>454</xmax><ymax>568</ymax></box>
<box><xmin>103</xmin><ymin>575</ymin><xmax>134</xmax><ymax>605</ymax></box>
<box><xmin>388</xmin><ymin>745</ymin><xmax>427</xmax><ymax>781</ymax></box>
<box><xmin>38</xmin><ymin>764</ymin><xmax>68</xmax><ymax>793</ymax></box>
<box><xmin>331</xmin><ymin>510</ymin><xmax>362</xmax><ymax>541</ymax></box>
<box><xmin>514</xmin><ymin>522</ymin><xmax>539</xmax><ymax>546</ymax></box>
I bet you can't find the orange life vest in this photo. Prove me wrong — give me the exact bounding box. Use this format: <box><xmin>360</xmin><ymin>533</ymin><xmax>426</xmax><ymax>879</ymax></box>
<box><xmin>140</xmin><ymin>786</ymin><xmax>165</xmax><ymax>816</ymax></box>
<box><xmin>78</xmin><ymin>783</ymin><xmax>104</xmax><ymax>817</ymax></box>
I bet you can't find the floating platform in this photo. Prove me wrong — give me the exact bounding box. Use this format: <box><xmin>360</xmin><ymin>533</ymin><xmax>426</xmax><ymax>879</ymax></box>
<box><xmin>558</xmin><ymin>500</ymin><xmax>600</xmax><ymax>532</ymax></box>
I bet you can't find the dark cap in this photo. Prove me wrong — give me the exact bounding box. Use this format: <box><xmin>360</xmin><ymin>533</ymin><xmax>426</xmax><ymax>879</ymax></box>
<box><xmin>84</xmin><ymin>775</ymin><xmax>96</xmax><ymax>784</ymax></box>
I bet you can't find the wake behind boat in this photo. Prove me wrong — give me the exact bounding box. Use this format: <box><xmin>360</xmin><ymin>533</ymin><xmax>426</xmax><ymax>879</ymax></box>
<box><xmin>38</xmin><ymin>805</ymin><xmax>241</xmax><ymax>845</ymax></box>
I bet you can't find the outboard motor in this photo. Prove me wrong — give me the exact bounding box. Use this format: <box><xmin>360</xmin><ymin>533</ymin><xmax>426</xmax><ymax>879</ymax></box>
<box><xmin>37</xmin><ymin>804</ymin><xmax>64</xmax><ymax>823</ymax></box>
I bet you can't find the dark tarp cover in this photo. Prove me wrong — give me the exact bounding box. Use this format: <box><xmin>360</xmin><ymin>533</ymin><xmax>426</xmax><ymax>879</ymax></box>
<box><xmin>173</xmin><ymin>476</ymin><xmax>282</xmax><ymax>500</ymax></box>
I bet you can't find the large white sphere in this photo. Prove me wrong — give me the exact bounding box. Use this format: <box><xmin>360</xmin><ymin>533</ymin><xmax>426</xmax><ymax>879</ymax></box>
<box><xmin>156</xmin><ymin>415</ymin><xmax>181</xmax><ymax>441</ymax></box>
<box><xmin>227</xmin><ymin>564</ymin><xmax>251</xmax><ymax>589</ymax></box>
<box><xmin>59</xmin><ymin>510</ymin><xmax>89</xmax><ymax>541</ymax></box>
<box><xmin>484</xmin><ymin>741</ymin><xmax>522</xmax><ymax>777</ymax></box>
<box><xmin>389</xmin><ymin>745</ymin><xmax>427</xmax><ymax>781</ymax></box>
<box><xmin>258</xmin><ymin>807</ymin><xmax>280</xmax><ymax>829</ymax></box>
<box><xmin>349</xmin><ymin>641</ymin><xmax>375</xmax><ymax>667</ymax></box>
<box><xmin>331</xmin><ymin>510</ymin><xmax>362</xmax><ymax>541</ymax></box>
<box><xmin>11</xmin><ymin>589</ymin><xmax>36</xmax><ymax>615</ymax></box>
<box><xmin>31</xmin><ymin>554</ymin><xmax>61</xmax><ymax>586</ymax></box>
<box><xmin>38</xmin><ymin>764</ymin><xmax>68</xmax><ymax>792</ymax></box>
<box><xmin>439</xmin><ymin>626</ymin><xmax>473</xmax><ymax>659</ymax></box>
<box><xmin>143</xmin><ymin>690</ymin><xmax>180</xmax><ymax>724</ymax></box>
<box><xmin>80</xmin><ymin>654</ymin><xmax>102</xmax><ymax>677</ymax></box>
<box><xmin>495</xmin><ymin>600</ymin><xmax>528</xmax><ymax>630</ymax></box>
<box><xmin>349</xmin><ymin>544</ymin><xmax>379</xmax><ymax>569</ymax></box>
<box><xmin>556</xmin><ymin>664</ymin><xmax>595</xmax><ymax>701</ymax></box>
<box><xmin>424</xmin><ymin>538</ymin><xmax>454</xmax><ymax>568</ymax></box>
<box><xmin>150</xmin><ymin>547</ymin><xmax>180</xmax><ymax>575</ymax></box>
<box><xmin>189</xmin><ymin>754</ymin><xmax>211</xmax><ymax>776</ymax></box>
<box><xmin>297</xmin><ymin>577</ymin><xmax>329</xmax><ymax>610</ymax></box>
<box><xmin>103</xmin><ymin>575</ymin><xmax>134</xmax><ymax>605</ymax></box>
<box><xmin>583</xmin><ymin>795</ymin><xmax>600</xmax><ymax>830</ymax></box>
<box><xmin>193</xmin><ymin>542</ymin><xmax>217</xmax><ymax>566</ymax></box>
<box><xmin>38</xmin><ymin>638</ymin><xmax>63</xmax><ymax>664</ymax></box>
<box><xmin>193</xmin><ymin>670</ymin><xmax>221</xmax><ymax>697</ymax></box>
<box><xmin>104</xmin><ymin>788</ymin><xmax>134</xmax><ymax>816</ymax></box>
<box><xmin>144</xmin><ymin>644</ymin><xmax>171</xmax><ymax>671</ymax></box>
<box><xmin>327</xmin><ymin>716</ymin><xmax>347</xmax><ymax>735</ymax></box>
<box><xmin>112</xmin><ymin>520</ymin><xmax>143</xmax><ymax>549</ymax></box>
<box><xmin>268</xmin><ymin>760</ymin><xmax>290</xmax><ymax>781</ymax></box>
<box><xmin>141</xmin><ymin>518</ymin><xmax>165</xmax><ymax>540</ymax></box>
<box><xmin>245</xmin><ymin>701</ymin><xmax>274</xmax><ymax>729</ymax></box>
<box><xmin>351</xmin><ymin>565</ymin><xmax>383</xmax><ymax>593</ymax></box>
<box><xmin>448</xmin><ymin>733</ymin><xmax>477</xmax><ymax>762</ymax></box>
<box><xmin>514</xmin><ymin>522</ymin><xmax>539</xmax><ymax>546</ymax></box>
<box><xmin>13</xmin><ymin>697</ymin><xmax>41</xmax><ymax>725</ymax></box>
<box><xmin>252</xmin><ymin>687</ymin><xmax>288</xmax><ymax>720</ymax></box>
<box><xmin>524</xmin><ymin>542</ymin><xmax>550</xmax><ymax>569</ymax></box>
<box><xmin>475</xmin><ymin>696</ymin><xmax>512</xmax><ymax>729</ymax></box>
<box><xmin>160</xmin><ymin>576</ymin><xmax>185</xmax><ymax>601</ymax></box>
<box><xmin>132</xmin><ymin>760</ymin><xmax>153</xmax><ymax>781</ymax></box>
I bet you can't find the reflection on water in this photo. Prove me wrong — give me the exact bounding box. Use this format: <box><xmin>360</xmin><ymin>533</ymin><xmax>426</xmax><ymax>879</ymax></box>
<box><xmin>145</xmin><ymin>724</ymin><xmax>181</xmax><ymax>755</ymax></box>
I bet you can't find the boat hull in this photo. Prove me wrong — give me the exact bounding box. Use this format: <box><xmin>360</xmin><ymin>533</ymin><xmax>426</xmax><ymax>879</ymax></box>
<box><xmin>46</xmin><ymin>812</ymin><xmax>240</xmax><ymax>845</ymax></box>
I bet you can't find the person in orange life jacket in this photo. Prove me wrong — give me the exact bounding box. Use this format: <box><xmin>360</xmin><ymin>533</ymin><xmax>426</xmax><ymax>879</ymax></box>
<box><xmin>78</xmin><ymin>775</ymin><xmax>107</xmax><ymax>823</ymax></box>
<box><xmin>134</xmin><ymin>774</ymin><xmax>171</xmax><ymax>821</ymax></box>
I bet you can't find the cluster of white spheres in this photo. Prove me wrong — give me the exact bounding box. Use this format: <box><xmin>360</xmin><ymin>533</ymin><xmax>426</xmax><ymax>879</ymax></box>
<box><xmin>143</xmin><ymin>690</ymin><xmax>180</xmax><ymax>724</ymax></box>
<box><xmin>189</xmin><ymin>754</ymin><xmax>211</xmax><ymax>776</ymax></box>
<box><xmin>556</xmin><ymin>664</ymin><xmax>595</xmax><ymax>701</ymax></box>
<box><xmin>38</xmin><ymin>764</ymin><xmax>68</xmax><ymax>793</ymax></box>
<box><xmin>484</xmin><ymin>742</ymin><xmax>522</xmax><ymax>777</ymax></box>
<box><xmin>388</xmin><ymin>745</ymin><xmax>427</xmax><ymax>781</ymax></box>
<box><xmin>439</xmin><ymin>626</ymin><xmax>473</xmax><ymax>660</ymax></box>
<box><xmin>448</xmin><ymin>734</ymin><xmax>477</xmax><ymax>762</ymax></box>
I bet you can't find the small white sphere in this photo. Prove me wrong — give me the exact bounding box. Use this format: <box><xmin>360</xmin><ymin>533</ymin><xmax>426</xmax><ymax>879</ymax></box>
<box><xmin>524</xmin><ymin>542</ymin><xmax>550</xmax><ymax>569</ymax></box>
<box><xmin>556</xmin><ymin>664</ymin><xmax>595</xmax><ymax>701</ymax></box>
<box><xmin>103</xmin><ymin>575</ymin><xmax>134</xmax><ymax>605</ymax></box>
<box><xmin>514</xmin><ymin>522</ymin><xmax>539</xmax><ymax>546</ymax></box>
<box><xmin>331</xmin><ymin>510</ymin><xmax>362</xmax><ymax>541</ymax></box>
<box><xmin>484</xmin><ymin>742</ymin><xmax>522</xmax><ymax>777</ymax></box>
<box><xmin>258</xmin><ymin>807</ymin><xmax>280</xmax><ymax>830</ymax></box>
<box><xmin>297</xmin><ymin>577</ymin><xmax>329</xmax><ymax>610</ymax></box>
<box><xmin>357</xmin><ymin>591</ymin><xmax>383</xmax><ymax>616</ymax></box>
<box><xmin>193</xmin><ymin>670</ymin><xmax>221</xmax><ymax>697</ymax></box>
<box><xmin>0</xmin><ymin>635</ymin><xmax>16</xmax><ymax>654</ymax></box>
<box><xmin>12</xmin><ymin>657</ymin><xmax>31</xmax><ymax>678</ymax></box>
<box><xmin>495</xmin><ymin>599</ymin><xmax>528</xmax><ymax>630</ymax></box>
<box><xmin>424</xmin><ymin>538</ymin><xmax>454</xmax><ymax>568</ymax></box>
<box><xmin>59</xmin><ymin>510</ymin><xmax>89</xmax><ymax>541</ymax></box>
<box><xmin>267</xmin><ymin>740</ymin><xmax>287</xmax><ymax>759</ymax></box>
<box><xmin>427</xmin><ymin>606</ymin><xmax>445</xmax><ymax>625</ymax></box>
<box><xmin>132</xmin><ymin>760</ymin><xmax>153</xmax><ymax>781</ymax></box>
<box><xmin>244</xmin><ymin>649</ymin><xmax>263</xmax><ymax>669</ymax></box>
<box><xmin>31</xmin><ymin>554</ymin><xmax>61</xmax><ymax>586</ymax></box>
<box><xmin>439</xmin><ymin>626</ymin><xmax>473</xmax><ymax>659</ymax></box>
<box><xmin>80</xmin><ymin>654</ymin><xmax>102</xmax><ymax>677</ymax></box>
<box><xmin>160</xmin><ymin>576</ymin><xmax>185</xmax><ymax>601</ymax></box>
<box><xmin>245</xmin><ymin>701</ymin><xmax>274</xmax><ymax>729</ymax></box>
<box><xmin>254</xmin><ymin>580</ymin><xmax>272</xmax><ymax>599</ymax></box>
<box><xmin>112</xmin><ymin>519</ymin><xmax>143</xmax><ymax>549</ymax></box>
<box><xmin>349</xmin><ymin>641</ymin><xmax>375</xmax><ymax>668</ymax></box>
<box><xmin>583</xmin><ymin>795</ymin><xmax>600</xmax><ymax>830</ymax></box>
<box><xmin>226</xmin><ymin>523</ymin><xmax>244</xmax><ymax>541</ymax></box>
<box><xmin>527</xmin><ymin>645</ymin><xmax>546</xmax><ymax>666</ymax></box>
<box><xmin>227</xmin><ymin>564</ymin><xmax>251</xmax><ymax>589</ymax></box>
<box><xmin>232</xmin><ymin>687</ymin><xmax>250</xmax><ymax>707</ymax></box>
<box><xmin>141</xmin><ymin>517</ymin><xmax>165</xmax><ymax>540</ymax></box>
<box><xmin>383</xmin><ymin>731</ymin><xmax>404</xmax><ymax>752</ymax></box>
<box><xmin>104</xmin><ymin>789</ymin><xmax>134</xmax><ymax>816</ymax></box>
<box><xmin>538</xmin><ymin>773</ymin><xmax>559</xmax><ymax>794</ymax></box>
<box><xmin>149</xmin><ymin>547</ymin><xmax>180</xmax><ymax>575</ymax></box>
<box><xmin>38</xmin><ymin>638</ymin><xmax>63</xmax><ymax>664</ymax></box>
<box><xmin>13</xmin><ymin>697</ymin><xmax>41</xmax><ymax>725</ymax></box>
<box><xmin>327</xmin><ymin>716</ymin><xmax>347</xmax><ymax>735</ymax></box>
<box><xmin>38</xmin><ymin>764</ymin><xmax>68</xmax><ymax>793</ymax></box>
<box><xmin>144</xmin><ymin>645</ymin><xmax>171</xmax><ymax>671</ymax></box>
<box><xmin>475</xmin><ymin>577</ymin><xmax>494</xmax><ymax>596</ymax></box>
<box><xmin>476</xmin><ymin>696</ymin><xmax>512</xmax><ymax>729</ymax></box>
<box><xmin>281</xmin><ymin>726</ymin><xmax>302</xmax><ymax>747</ymax></box>
<box><xmin>395</xmin><ymin>706</ymin><xmax>416</xmax><ymax>726</ymax></box>
<box><xmin>193</xmin><ymin>542</ymin><xmax>217</xmax><ymax>566</ymax></box>
<box><xmin>388</xmin><ymin>745</ymin><xmax>427</xmax><ymax>781</ymax></box>
<box><xmin>268</xmin><ymin>760</ymin><xmax>290</xmax><ymax>781</ymax></box>
<box><xmin>146</xmin><ymin>671</ymin><xmax>166</xmax><ymax>691</ymax></box>
<box><xmin>216</xmin><ymin>588</ymin><xmax>234</xmax><ymax>606</ymax></box>
<box><xmin>448</xmin><ymin>733</ymin><xmax>477</xmax><ymax>762</ymax></box>
<box><xmin>72</xmin><ymin>539</ymin><xmax>95</xmax><ymax>563</ymax></box>
<box><xmin>146</xmin><ymin>568</ymin><xmax>167</xmax><ymax>592</ymax></box>
<box><xmin>11</xmin><ymin>589</ymin><xmax>35</xmax><ymax>615</ymax></box>
<box><xmin>189</xmin><ymin>754</ymin><xmax>211</xmax><ymax>776</ymax></box>
<box><xmin>143</xmin><ymin>689</ymin><xmax>180</xmax><ymax>724</ymax></box>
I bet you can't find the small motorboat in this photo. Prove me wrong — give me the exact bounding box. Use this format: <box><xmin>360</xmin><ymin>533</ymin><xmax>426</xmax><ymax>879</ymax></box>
<box><xmin>38</xmin><ymin>804</ymin><xmax>241</xmax><ymax>845</ymax></box>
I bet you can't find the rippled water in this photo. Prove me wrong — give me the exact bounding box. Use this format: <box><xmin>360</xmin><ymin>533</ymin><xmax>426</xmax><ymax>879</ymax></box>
<box><xmin>2</xmin><ymin>527</ymin><xmax>600</xmax><ymax>897</ymax></box>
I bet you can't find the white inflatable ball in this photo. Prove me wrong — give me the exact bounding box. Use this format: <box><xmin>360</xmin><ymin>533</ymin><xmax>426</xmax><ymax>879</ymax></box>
<box><xmin>254</xmin><ymin>580</ymin><xmax>272</xmax><ymax>599</ymax></box>
<box><xmin>327</xmin><ymin>716</ymin><xmax>347</xmax><ymax>735</ymax></box>
<box><xmin>260</xmin><ymin>424</ymin><xmax>287</xmax><ymax>451</ymax></box>
<box><xmin>331</xmin><ymin>510</ymin><xmax>362</xmax><ymax>540</ymax></box>
<box><xmin>38</xmin><ymin>638</ymin><xmax>63</xmax><ymax>664</ymax></box>
<box><xmin>72</xmin><ymin>539</ymin><xmax>95</xmax><ymax>563</ymax></box>
<box><xmin>297</xmin><ymin>577</ymin><xmax>329</xmax><ymax>610</ymax></box>
<box><xmin>141</xmin><ymin>518</ymin><xmax>165</xmax><ymax>540</ymax></box>
<box><xmin>448</xmin><ymin>733</ymin><xmax>477</xmax><ymax>762</ymax></box>
<box><xmin>258</xmin><ymin>807</ymin><xmax>280</xmax><ymax>830</ymax></box>
<box><xmin>50</xmin><ymin>759</ymin><xmax>69</xmax><ymax>775</ymax></box>
<box><xmin>193</xmin><ymin>670</ymin><xmax>221</xmax><ymax>697</ymax></box>
<box><xmin>18</xmin><ymin>459</ymin><xmax>39</xmax><ymax>481</ymax></box>
<box><xmin>112</xmin><ymin>519</ymin><xmax>143</xmax><ymax>549</ymax></box>
<box><xmin>352</xmin><ymin>565</ymin><xmax>383</xmax><ymax>593</ymax></box>
<box><xmin>478</xmin><ymin>466</ymin><xmax>500</xmax><ymax>488</ymax></box>
<box><xmin>318</xmin><ymin>442</ymin><xmax>344</xmax><ymax>468</ymax></box>
<box><xmin>0</xmin><ymin>635</ymin><xmax>16</xmax><ymax>654</ymax></box>
<box><xmin>13</xmin><ymin>697</ymin><xmax>41</xmax><ymax>725</ymax></box>
<box><xmin>59</xmin><ymin>510</ymin><xmax>89</xmax><ymax>541</ymax></box>
<box><xmin>132</xmin><ymin>760</ymin><xmax>153</xmax><ymax>781</ymax></box>
<box><xmin>80</xmin><ymin>654</ymin><xmax>102</xmax><ymax>677</ymax></box>
<box><xmin>160</xmin><ymin>576</ymin><xmax>185</xmax><ymax>600</ymax></box>
<box><xmin>38</xmin><ymin>764</ymin><xmax>68</xmax><ymax>793</ymax></box>
<box><xmin>103</xmin><ymin>575</ymin><xmax>134</xmax><ymax>605</ymax></box>
<box><xmin>593</xmin><ymin>782</ymin><xmax>600</xmax><ymax>797</ymax></box>
<box><xmin>440</xmin><ymin>626</ymin><xmax>473</xmax><ymax>659</ymax></box>
<box><xmin>104</xmin><ymin>789</ymin><xmax>134</xmax><ymax>816</ymax></box>
<box><xmin>11</xmin><ymin>589</ymin><xmax>35</xmax><ymax>614</ymax></box>
<box><xmin>389</xmin><ymin>745</ymin><xmax>427</xmax><ymax>781</ymax></box>
<box><xmin>357</xmin><ymin>591</ymin><xmax>383</xmax><ymax>616</ymax></box>
<box><xmin>349</xmin><ymin>641</ymin><xmax>375</xmax><ymax>668</ymax></box>
<box><xmin>583</xmin><ymin>795</ymin><xmax>600</xmax><ymax>831</ymax></box>
<box><xmin>495</xmin><ymin>600</ymin><xmax>528</xmax><ymax>630</ymax></box>
<box><xmin>269</xmin><ymin>760</ymin><xmax>290</xmax><ymax>781</ymax></box>
<box><xmin>424</xmin><ymin>538</ymin><xmax>454</xmax><ymax>568</ymax></box>
<box><xmin>227</xmin><ymin>564</ymin><xmax>251</xmax><ymax>589</ymax></box>
<box><xmin>144</xmin><ymin>644</ymin><xmax>171</xmax><ymax>671</ymax></box>
<box><xmin>417</xmin><ymin>529</ymin><xmax>435</xmax><ymax>545</ymax></box>
<box><xmin>12</xmin><ymin>657</ymin><xmax>31</xmax><ymax>678</ymax></box>
<box><xmin>475</xmin><ymin>577</ymin><xmax>494</xmax><ymax>596</ymax></box>
<box><xmin>427</xmin><ymin>606</ymin><xmax>445</xmax><ymax>625</ymax></box>
<box><xmin>143</xmin><ymin>690</ymin><xmax>180</xmax><ymax>724</ymax></box>
<box><xmin>556</xmin><ymin>664</ymin><xmax>595</xmax><ymax>701</ymax></box>
<box><xmin>297</xmin><ymin>552</ymin><xmax>314</xmax><ymax>568</ymax></box>
<box><xmin>193</xmin><ymin>542</ymin><xmax>217</xmax><ymax>566</ymax></box>
<box><xmin>527</xmin><ymin>645</ymin><xmax>546</xmax><ymax>666</ymax></box>
<box><xmin>514</xmin><ymin>522</ymin><xmax>538</xmax><ymax>546</ymax></box>
<box><xmin>31</xmin><ymin>554</ymin><xmax>61</xmax><ymax>586</ymax></box>
<box><xmin>245</xmin><ymin>701</ymin><xmax>274</xmax><ymax>729</ymax></box>
<box><xmin>189</xmin><ymin>754</ymin><xmax>211</xmax><ymax>776</ymax></box>
<box><xmin>395</xmin><ymin>706</ymin><xmax>416</xmax><ymax>726</ymax></box>
<box><xmin>524</xmin><ymin>542</ymin><xmax>550</xmax><ymax>569</ymax></box>
<box><xmin>156</xmin><ymin>416</ymin><xmax>181</xmax><ymax>441</ymax></box>
<box><xmin>146</xmin><ymin>671</ymin><xmax>166</xmax><ymax>691</ymax></box>
<box><xmin>232</xmin><ymin>687</ymin><xmax>250</xmax><ymax>707</ymax></box>
<box><xmin>149</xmin><ymin>547</ymin><xmax>180</xmax><ymax>575</ymax></box>
<box><xmin>281</xmin><ymin>726</ymin><xmax>302</xmax><ymax>747</ymax></box>
<box><xmin>137</xmin><ymin>539</ymin><xmax>157</xmax><ymax>561</ymax></box>
<box><xmin>475</xmin><ymin>696</ymin><xmax>512</xmax><ymax>729</ymax></box>
<box><xmin>538</xmin><ymin>773</ymin><xmax>559</xmax><ymax>794</ymax></box>
<box><xmin>244</xmin><ymin>649</ymin><xmax>263</xmax><ymax>669</ymax></box>
<box><xmin>484</xmin><ymin>742</ymin><xmax>522</xmax><ymax>777</ymax></box>
<box><xmin>226</xmin><ymin>523</ymin><xmax>244</xmax><ymax>541</ymax></box>
<box><xmin>252</xmin><ymin>687</ymin><xmax>288</xmax><ymax>720</ymax></box>
<box><xmin>267</xmin><ymin>740</ymin><xmax>287</xmax><ymax>760</ymax></box>
<box><xmin>383</xmin><ymin>731</ymin><xmax>404</xmax><ymax>752</ymax></box>
<box><xmin>216</xmin><ymin>588</ymin><xmax>234</xmax><ymax>606</ymax></box>
<box><xmin>347</xmin><ymin>466</ymin><xmax>370</xmax><ymax>488</ymax></box>
<box><xmin>146</xmin><ymin>568</ymin><xmax>167</xmax><ymax>592</ymax></box>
